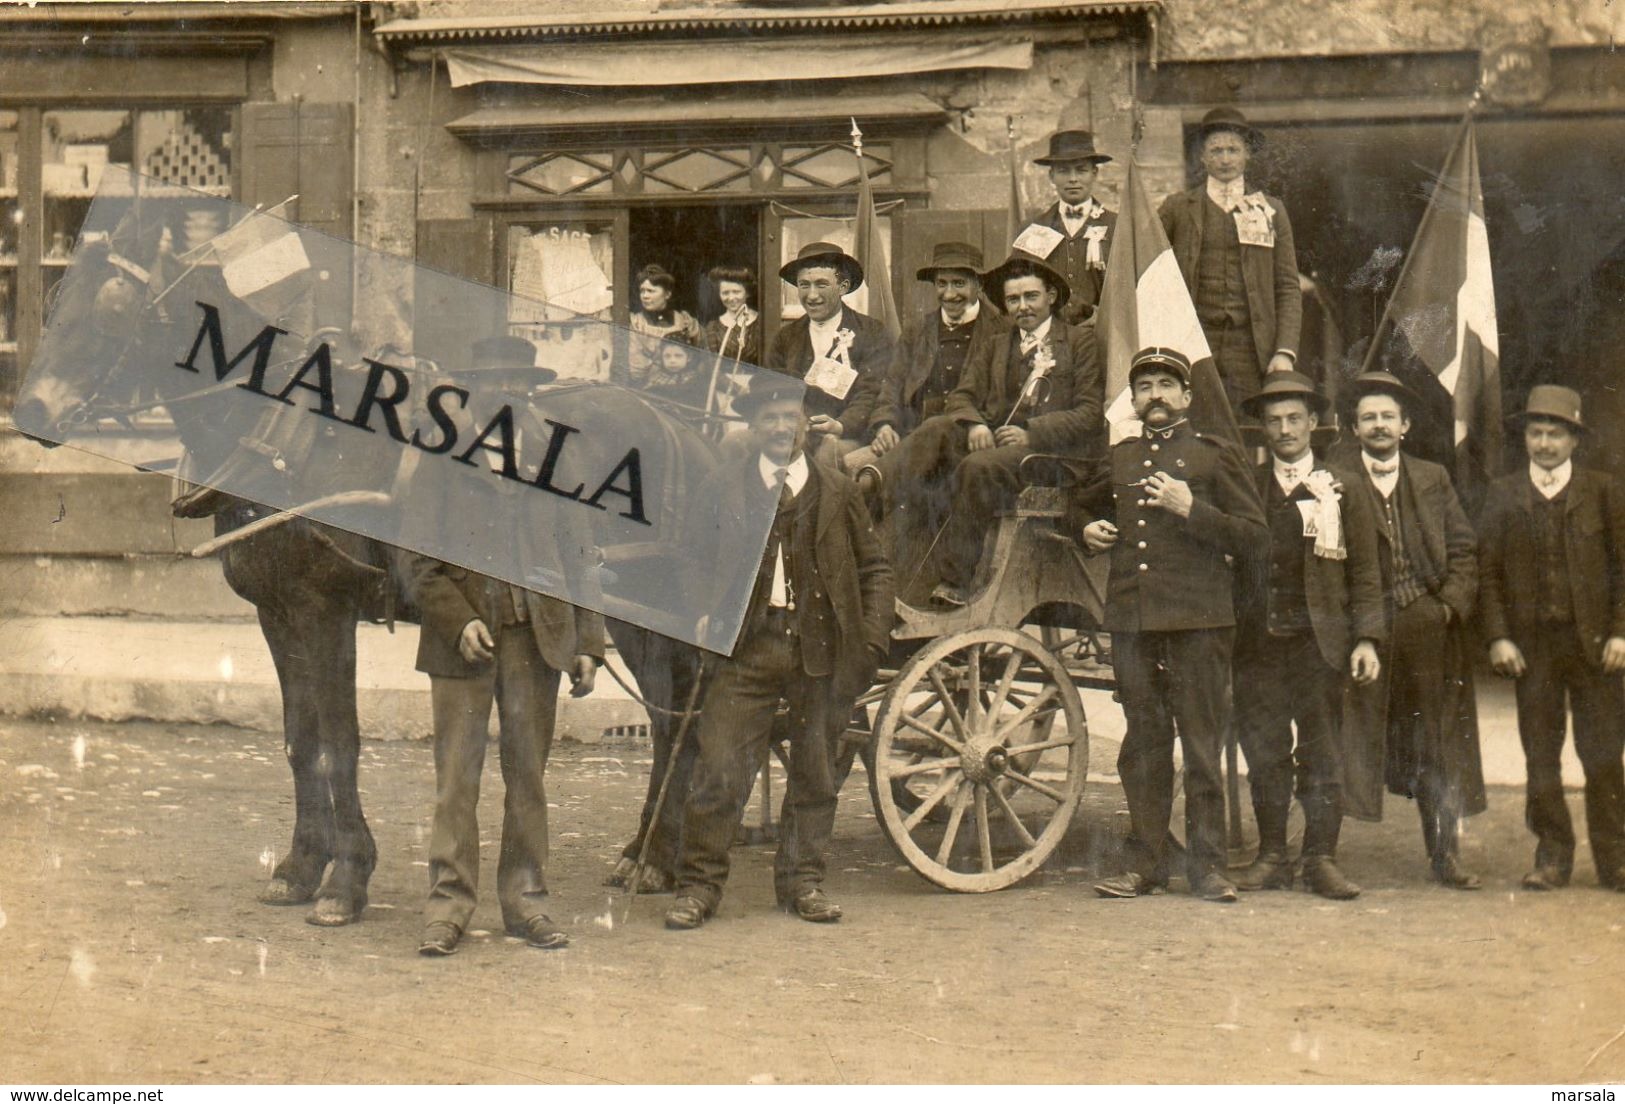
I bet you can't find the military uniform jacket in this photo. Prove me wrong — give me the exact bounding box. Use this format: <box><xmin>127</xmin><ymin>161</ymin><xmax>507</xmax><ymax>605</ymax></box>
<box><xmin>1024</xmin><ymin>202</ymin><xmax>1117</xmax><ymax>325</ymax></box>
<box><xmin>1478</xmin><ymin>465</ymin><xmax>1625</xmax><ymax>662</ymax></box>
<box><xmin>1084</xmin><ymin>420</ymin><xmax>1266</xmax><ymax>632</ymax></box>
<box><xmin>869</xmin><ymin>307</ymin><xmax>1007</xmax><ymax>439</ymax></box>
<box><xmin>1234</xmin><ymin>458</ymin><xmax>1387</xmax><ymax>671</ymax></box>
<box><xmin>1158</xmin><ymin>184</ymin><xmax>1302</xmax><ymax>374</ymax></box>
<box><xmin>943</xmin><ymin>320</ymin><xmax>1103</xmax><ymax>457</ymax></box>
<box><xmin>764</xmin><ymin>305</ymin><xmax>894</xmax><ymax>439</ymax></box>
<box><xmin>687</xmin><ymin>455</ymin><xmax>894</xmax><ymax>699</ymax></box>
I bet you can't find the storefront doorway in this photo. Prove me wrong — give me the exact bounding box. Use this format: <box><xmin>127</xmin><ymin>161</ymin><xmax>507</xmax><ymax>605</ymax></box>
<box><xmin>628</xmin><ymin>204</ymin><xmax>760</xmax><ymax>326</ymax></box>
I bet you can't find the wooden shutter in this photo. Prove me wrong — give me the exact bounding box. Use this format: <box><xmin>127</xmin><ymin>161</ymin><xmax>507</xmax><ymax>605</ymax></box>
<box><xmin>891</xmin><ymin>208</ymin><xmax>1010</xmax><ymax>320</ymax></box>
<box><xmin>413</xmin><ymin>217</ymin><xmax>502</xmax><ymax>358</ymax></box>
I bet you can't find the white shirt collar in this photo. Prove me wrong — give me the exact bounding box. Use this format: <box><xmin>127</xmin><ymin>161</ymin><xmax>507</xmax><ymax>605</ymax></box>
<box><xmin>807</xmin><ymin>310</ymin><xmax>844</xmax><ymax>351</ymax></box>
<box><xmin>1207</xmin><ymin>176</ymin><xmax>1248</xmax><ymax>211</ymax></box>
<box><xmin>1361</xmin><ymin>450</ymin><xmax>1401</xmax><ymax>496</ymax></box>
<box><xmin>1017</xmin><ymin>316</ymin><xmax>1053</xmax><ymax>352</ymax></box>
<box><xmin>759</xmin><ymin>451</ymin><xmax>810</xmax><ymax>496</ymax></box>
<box><xmin>1530</xmin><ymin>459</ymin><xmax>1572</xmax><ymax>500</ymax></box>
<box><xmin>1273</xmin><ymin>449</ymin><xmax>1315</xmax><ymax>492</ymax></box>
<box><xmin>942</xmin><ymin>300</ymin><xmax>980</xmax><ymax>328</ymax></box>
<box><xmin>1059</xmin><ymin>197</ymin><xmax>1100</xmax><ymax>225</ymax></box>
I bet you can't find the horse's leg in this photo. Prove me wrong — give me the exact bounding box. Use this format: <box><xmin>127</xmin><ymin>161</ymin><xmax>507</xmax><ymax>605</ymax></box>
<box><xmin>307</xmin><ymin>600</ymin><xmax>377</xmax><ymax>927</ymax></box>
<box><xmin>257</xmin><ymin>605</ymin><xmax>333</xmax><ymax>905</ymax></box>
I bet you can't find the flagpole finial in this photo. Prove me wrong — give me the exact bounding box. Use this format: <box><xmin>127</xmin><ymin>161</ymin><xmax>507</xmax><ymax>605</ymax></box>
<box><xmin>850</xmin><ymin>117</ymin><xmax>863</xmax><ymax>156</ymax></box>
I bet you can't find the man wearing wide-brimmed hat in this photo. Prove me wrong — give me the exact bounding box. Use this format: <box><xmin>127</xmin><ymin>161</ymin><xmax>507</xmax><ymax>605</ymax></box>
<box><xmin>1334</xmin><ymin>371</ymin><xmax>1485</xmax><ymax>890</ymax></box>
<box><xmin>1010</xmin><ymin>129</ymin><xmax>1117</xmax><ymax>326</ymax></box>
<box><xmin>766</xmin><ymin>241</ymin><xmax>895</xmax><ymax>469</ymax></box>
<box><xmin>848</xmin><ymin>241</ymin><xmax>1007</xmax><ymax>503</ymax></box>
<box><xmin>1082</xmin><ymin>347</ymin><xmax>1266</xmax><ymax>903</ymax></box>
<box><xmin>667</xmin><ymin>370</ymin><xmax>894</xmax><ymax>931</ymax></box>
<box><xmin>1479</xmin><ymin>385</ymin><xmax>1625</xmax><ymax>894</ymax></box>
<box><xmin>1230</xmin><ymin>371</ymin><xmax>1384</xmax><ymax>900</ymax></box>
<box><xmin>885</xmin><ymin>249</ymin><xmax>1100</xmax><ymax>608</ymax></box>
<box><xmin>1158</xmin><ymin>107</ymin><xmax>1301</xmax><ymax>417</ymax></box>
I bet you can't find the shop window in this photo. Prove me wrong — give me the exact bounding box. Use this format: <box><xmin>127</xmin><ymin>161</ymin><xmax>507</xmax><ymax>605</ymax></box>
<box><xmin>780</xmin><ymin>143</ymin><xmax>892</xmax><ymax>189</ymax></box>
<box><xmin>504</xmin><ymin>142</ymin><xmax>897</xmax><ymax>198</ymax></box>
<box><xmin>641</xmin><ymin>148</ymin><xmax>752</xmax><ymax>194</ymax></box>
<box><xmin>506</xmin><ymin>221</ymin><xmax>617</xmax><ymax>382</ymax></box>
<box><xmin>2</xmin><ymin>104</ymin><xmax>234</xmax><ymax>404</ymax></box>
<box><xmin>508</xmin><ymin>152</ymin><xmax>615</xmax><ymax>196</ymax></box>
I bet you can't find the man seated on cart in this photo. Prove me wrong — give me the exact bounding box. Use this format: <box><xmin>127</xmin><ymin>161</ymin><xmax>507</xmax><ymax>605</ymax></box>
<box><xmin>878</xmin><ymin>250</ymin><xmax>1102</xmax><ymax>608</ymax></box>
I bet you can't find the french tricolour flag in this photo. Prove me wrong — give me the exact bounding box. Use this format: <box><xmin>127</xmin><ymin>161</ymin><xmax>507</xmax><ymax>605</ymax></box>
<box><xmin>1096</xmin><ymin>159</ymin><xmax>1241</xmax><ymax>446</ymax></box>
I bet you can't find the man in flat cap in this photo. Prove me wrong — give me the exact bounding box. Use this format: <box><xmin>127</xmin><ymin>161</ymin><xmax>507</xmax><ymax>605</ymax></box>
<box><xmin>668</xmin><ymin>372</ymin><xmax>894</xmax><ymax>930</ymax></box>
<box><xmin>1479</xmin><ymin>385</ymin><xmax>1625</xmax><ymax>893</ymax></box>
<box><xmin>1159</xmin><ymin>107</ymin><xmax>1301</xmax><ymax>416</ymax></box>
<box><xmin>1337</xmin><ymin>371</ymin><xmax>1484</xmax><ymax>889</ymax></box>
<box><xmin>1231</xmin><ymin>371</ymin><xmax>1384</xmax><ymax>900</ymax></box>
<box><xmin>1082</xmin><ymin>347</ymin><xmax>1266</xmax><ymax>902</ymax></box>
<box><xmin>1011</xmin><ymin>129</ymin><xmax>1117</xmax><ymax>326</ymax></box>
<box><xmin>884</xmin><ymin>250</ymin><xmax>1101</xmax><ymax>608</ymax></box>
<box><xmin>766</xmin><ymin>242</ymin><xmax>895</xmax><ymax>469</ymax></box>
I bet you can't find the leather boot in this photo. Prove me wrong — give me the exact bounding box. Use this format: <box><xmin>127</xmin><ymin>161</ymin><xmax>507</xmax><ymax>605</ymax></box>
<box><xmin>1233</xmin><ymin>850</ymin><xmax>1294</xmax><ymax>890</ymax></box>
<box><xmin>1300</xmin><ymin>855</ymin><xmax>1361</xmax><ymax>900</ymax></box>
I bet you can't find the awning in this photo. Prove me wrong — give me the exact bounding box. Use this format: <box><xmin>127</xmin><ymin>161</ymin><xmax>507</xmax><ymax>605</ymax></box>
<box><xmin>376</xmin><ymin>1</ymin><xmax>1161</xmax><ymax>44</ymax></box>
<box><xmin>444</xmin><ymin>34</ymin><xmax>1031</xmax><ymax>88</ymax></box>
<box><xmin>446</xmin><ymin>92</ymin><xmax>949</xmax><ymax>142</ymax></box>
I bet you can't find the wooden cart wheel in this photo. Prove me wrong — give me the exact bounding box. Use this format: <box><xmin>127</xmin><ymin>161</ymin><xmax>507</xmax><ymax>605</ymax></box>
<box><xmin>872</xmin><ymin>627</ymin><xmax>1087</xmax><ymax>892</ymax></box>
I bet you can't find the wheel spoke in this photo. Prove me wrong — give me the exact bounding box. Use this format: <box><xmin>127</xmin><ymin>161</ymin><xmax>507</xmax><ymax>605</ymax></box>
<box><xmin>965</xmin><ymin>643</ymin><xmax>983</xmax><ymax>727</ymax></box>
<box><xmin>988</xmin><ymin>648</ymin><xmax>1024</xmax><ymax>718</ymax></box>
<box><xmin>989</xmin><ymin>781</ymin><xmax>1039</xmax><ymax>849</ymax></box>
<box><xmin>975</xmin><ymin>785</ymin><xmax>995</xmax><ymax>872</ymax></box>
<box><xmin>890</xmin><ymin>756</ymin><xmax>959</xmax><ymax>780</ymax></box>
<box><xmin>927</xmin><ymin>666</ymin><xmax>969</xmax><ymax>742</ymax></box>
<box><xmin>993</xmin><ymin>684</ymin><xmax>1059</xmax><ymax>744</ymax></box>
<box><xmin>904</xmin><ymin>772</ymin><xmax>962</xmax><ymax>832</ymax></box>
<box><xmin>1004</xmin><ymin>766</ymin><xmax>1065</xmax><ymax>804</ymax></box>
<box><xmin>1003</xmin><ymin>735</ymin><xmax>1075</xmax><ymax>757</ymax></box>
<box><xmin>897</xmin><ymin>709</ymin><xmax>967</xmax><ymax>756</ymax></box>
<box><xmin>935</xmin><ymin>783</ymin><xmax>972</xmax><ymax>865</ymax></box>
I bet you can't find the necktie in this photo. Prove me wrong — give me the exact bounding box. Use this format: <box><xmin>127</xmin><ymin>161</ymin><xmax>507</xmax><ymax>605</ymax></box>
<box><xmin>1368</xmin><ymin>458</ymin><xmax>1398</xmax><ymax>477</ymax></box>
<box><xmin>1279</xmin><ymin>463</ymin><xmax>1305</xmax><ymax>491</ymax></box>
<box><xmin>1019</xmin><ymin>333</ymin><xmax>1041</xmax><ymax>357</ymax></box>
<box><xmin>774</xmin><ymin>467</ymin><xmax>793</xmax><ymax>506</ymax></box>
<box><xmin>1534</xmin><ymin>468</ymin><xmax>1558</xmax><ymax>490</ymax></box>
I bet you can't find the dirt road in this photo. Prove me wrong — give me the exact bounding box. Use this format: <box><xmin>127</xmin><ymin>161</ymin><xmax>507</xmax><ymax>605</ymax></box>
<box><xmin>1</xmin><ymin>717</ymin><xmax>1620</xmax><ymax>1084</ymax></box>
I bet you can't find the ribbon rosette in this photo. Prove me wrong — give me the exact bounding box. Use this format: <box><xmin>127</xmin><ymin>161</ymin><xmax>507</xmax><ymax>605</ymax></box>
<box><xmin>831</xmin><ymin>328</ymin><xmax>856</xmax><ymax>362</ymax></box>
<box><xmin>1302</xmin><ymin>469</ymin><xmax>1345</xmax><ymax>561</ymax></box>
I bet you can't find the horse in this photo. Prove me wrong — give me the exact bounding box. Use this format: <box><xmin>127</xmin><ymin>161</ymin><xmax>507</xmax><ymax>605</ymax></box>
<box><xmin>14</xmin><ymin>202</ymin><xmax>721</xmax><ymax>927</ymax></box>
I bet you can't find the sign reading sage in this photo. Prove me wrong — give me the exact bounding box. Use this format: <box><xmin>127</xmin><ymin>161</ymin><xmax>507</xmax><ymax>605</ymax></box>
<box><xmin>15</xmin><ymin>167</ymin><xmax>799</xmax><ymax>652</ymax></box>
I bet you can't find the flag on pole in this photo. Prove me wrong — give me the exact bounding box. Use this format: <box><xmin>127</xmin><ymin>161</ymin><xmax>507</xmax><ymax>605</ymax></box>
<box><xmin>851</xmin><ymin>120</ymin><xmax>901</xmax><ymax>340</ymax></box>
<box><xmin>1006</xmin><ymin>116</ymin><xmax>1025</xmax><ymax>246</ymax></box>
<box><xmin>178</xmin><ymin>197</ymin><xmax>316</xmax><ymax>332</ymax></box>
<box><xmin>1095</xmin><ymin>158</ymin><xmax>1241</xmax><ymax>445</ymax></box>
<box><xmin>1359</xmin><ymin>114</ymin><xmax>1501</xmax><ymax>493</ymax></box>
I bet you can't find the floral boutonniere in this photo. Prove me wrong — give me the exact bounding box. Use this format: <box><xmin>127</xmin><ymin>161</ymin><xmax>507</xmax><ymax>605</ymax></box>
<box><xmin>1302</xmin><ymin>469</ymin><xmax>1345</xmax><ymax>561</ymax></box>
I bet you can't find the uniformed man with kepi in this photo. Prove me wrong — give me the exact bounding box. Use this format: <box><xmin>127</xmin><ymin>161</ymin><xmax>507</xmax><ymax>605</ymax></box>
<box><xmin>1478</xmin><ymin>385</ymin><xmax>1625</xmax><ymax>893</ymax></box>
<box><xmin>1011</xmin><ymin>130</ymin><xmax>1117</xmax><ymax>326</ymax></box>
<box><xmin>1082</xmin><ymin>347</ymin><xmax>1267</xmax><ymax>902</ymax></box>
<box><xmin>1231</xmin><ymin>371</ymin><xmax>1384</xmax><ymax>900</ymax></box>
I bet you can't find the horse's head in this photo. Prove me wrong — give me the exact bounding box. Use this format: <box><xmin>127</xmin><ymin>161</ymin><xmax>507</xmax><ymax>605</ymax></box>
<box><xmin>13</xmin><ymin>207</ymin><xmax>178</xmax><ymax>445</ymax></box>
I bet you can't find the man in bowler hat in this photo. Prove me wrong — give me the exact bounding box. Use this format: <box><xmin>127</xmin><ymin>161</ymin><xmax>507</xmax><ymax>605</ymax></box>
<box><xmin>1231</xmin><ymin>371</ymin><xmax>1384</xmax><ymax>900</ymax></box>
<box><xmin>1336</xmin><ymin>371</ymin><xmax>1485</xmax><ymax>889</ymax></box>
<box><xmin>1478</xmin><ymin>385</ymin><xmax>1625</xmax><ymax>892</ymax></box>
<box><xmin>1158</xmin><ymin>107</ymin><xmax>1301</xmax><ymax>415</ymax></box>
<box><xmin>667</xmin><ymin>371</ymin><xmax>894</xmax><ymax>930</ymax></box>
<box><xmin>1011</xmin><ymin>129</ymin><xmax>1117</xmax><ymax>326</ymax></box>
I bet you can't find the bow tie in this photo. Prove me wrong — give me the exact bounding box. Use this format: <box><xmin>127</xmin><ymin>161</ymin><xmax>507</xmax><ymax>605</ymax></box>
<box><xmin>1534</xmin><ymin>469</ymin><xmax>1560</xmax><ymax>489</ymax></box>
<box><xmin>1061</xmin><ymin>202</ymin><xmax>1092</xmax><ymax>221</ymax></box>
<box><xmin>1278</xmin><ymin>463</ymin><xmax>1310</xmax><ymax>485</ymax></box>
<box><xmin>1367</xmin><ymin>458</ymin><xmax>1399</xmax><ymax>477</ymax></box>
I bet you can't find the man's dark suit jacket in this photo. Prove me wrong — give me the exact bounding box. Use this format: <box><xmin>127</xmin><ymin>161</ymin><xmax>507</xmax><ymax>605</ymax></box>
<box><xmin>1158</xmin><ymin>184</ymin><xmax>1302</xmax><ymax>375</ymax></box>
<box><xmin>869</xmin><ymin>307</ymin><xmax>1006</xmax><ymax>439</ymax></box>
<box><xmin>944</xmin><ymin>319</ymin><xmax>1102</xmax><ymax>458</ymax></box>
<box><xmin>764</xmin><ymin>305</ymin><xmax>894</xmax><ymax>440</ymax></box>
<box><xmin>1235</xmin><ymin>458</ymin><xmax>1387</xmax><ymax>672</ymax></box>
<box><xmin>1029</xmin><ymin>201</ymin><xmax>1118</xmax><ymax>325</ymax></box>
<box><xmin>689</xmin><ymin>456</ymin><xmax>894</xmax><ymax>699</ymax></box>
<box><xmin>1478</xmin><ymin>465</ymin><xmax>1625</xmax><ymax>663</ymax></box>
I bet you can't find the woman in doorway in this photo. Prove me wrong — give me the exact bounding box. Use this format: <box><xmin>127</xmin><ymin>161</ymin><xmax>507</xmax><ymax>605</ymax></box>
<box><xmin>628</xmin><ymin>263</ymin><xmax>701</xmax><ymax>387</ymax></box>
<box><xmin>703</xmin><ymin>265</ymin><xmax>761</xmax><ymax>368</ymax></box>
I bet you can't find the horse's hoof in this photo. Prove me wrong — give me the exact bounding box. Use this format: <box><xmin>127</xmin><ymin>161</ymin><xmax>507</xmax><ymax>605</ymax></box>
<box><xmin>305</xmin><ymin>897</ymin><xmax>361</xmax><ymax>926</ymax></box>
<box><xmin>260</xmin><ymin>878</ymin><xmax>316</xmax><ymax>906</ymax></box>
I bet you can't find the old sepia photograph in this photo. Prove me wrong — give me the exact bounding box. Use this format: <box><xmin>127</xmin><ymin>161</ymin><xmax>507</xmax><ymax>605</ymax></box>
<box><xmin>1</xmin><ymin>0</ymin><xmax>1623</xmax><ymax>1090</ymax></box>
